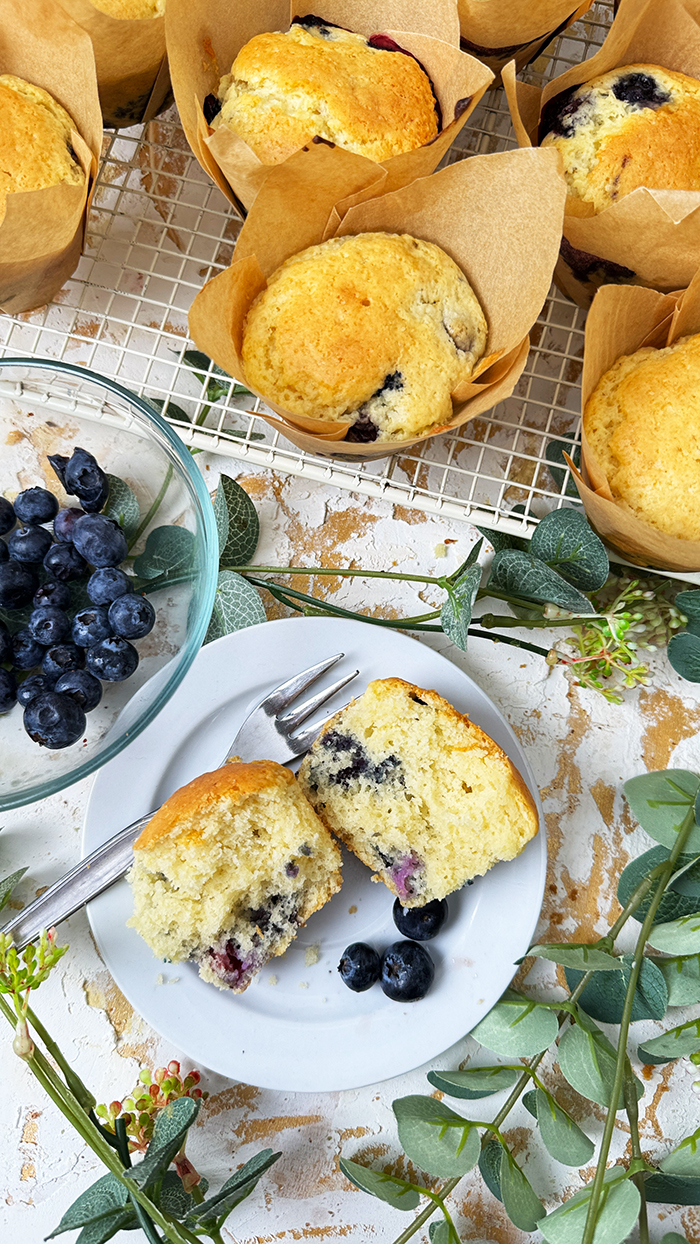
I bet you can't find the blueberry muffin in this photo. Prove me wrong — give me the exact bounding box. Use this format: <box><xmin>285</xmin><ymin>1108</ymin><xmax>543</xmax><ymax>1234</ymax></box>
<box><xmin>298</xmin><ymin>678</ymin><xmax>539</xmax><ymax>906</ymax></box>
<box><xmin>242</xmin><ymin>232</ymin><xmax>488</xmax><ymax>443</ymax></box>
<box><xmin>540</xmin><ymin>65</ymin><xmax>700</xmax><ymax>213</ymax></box>
<box><xmin>209</xmin><ymin>16</ymin><xmax>439</xmax><ymax>165</ymax></box>
<box><xmin>0</xmin><ymin>75</ymin><xmax>84</xmax><ymax>216</ymax></box>
<box><xmin>584</xmin><ymin>333</ymin><xmax>700</xmax><ymax>541</ymax></box>
<box><xmin>129</xmin><ymin>760</ymin><xmax>343</xmax><ymax>992</ymax></box>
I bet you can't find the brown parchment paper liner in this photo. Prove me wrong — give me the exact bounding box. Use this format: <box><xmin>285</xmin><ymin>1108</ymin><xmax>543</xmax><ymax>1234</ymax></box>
<box><xmin>188</xmin><ymin>143</ymin><xmax>566</xmax><ymax>462</ymax></box>
<box><xmin>166</xmin><ymin>0</ymin><xmax>494</xmax><ymax>214</ymax></box>
<box><xmin>0</xmin><ymin>0</ymin><xmax>102</xmax><ymax>316</ymax></box>
<box><xmin>56</xmin><ymin>0</ymin><xmax>170</xmax><ymax>128</ymax></box>
<box><xmin>570</xmin><ymin>272</ymin><xmax>700</xmax><ymax>571</ymax></box>
<box><xmin>503</xmin><ymin>0</ymin><xmax>700</xmax><ymax>309</ymax></box>
<box><xmin>458</xmin><ymin>0</ymin><xmax>594</xmax><ymax>78</ymax></box>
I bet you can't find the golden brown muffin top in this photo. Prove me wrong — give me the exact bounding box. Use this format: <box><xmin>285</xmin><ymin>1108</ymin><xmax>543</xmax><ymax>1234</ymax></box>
<box><xmin>0</xmin><ymin>75</ymin><xmax>84</xmax><ymax>209</ymax></box>
<box><xmin>215</xmin><ymin>21</ymin><xmax>439</xmax><ymax>165</ymax></box>
<box><xmin>134</xmin><ymin>759</ymin><xmax>295</xmax><ymax>851</ymax></box>
<box><xmin>89</xmin><ymin>0</ymin><xmax>164</xmax><ymax>16</ymax></box>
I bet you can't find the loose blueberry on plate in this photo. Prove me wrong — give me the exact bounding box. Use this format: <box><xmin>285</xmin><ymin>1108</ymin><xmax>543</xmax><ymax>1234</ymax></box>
<box><xmin>0</xmin><ymin>541</ymin><xmax>8</xmax><ymax>564</ymax></box>
<box><xmin>0</xmin><ymin>562</ymin><xmax>37</xmax><ymax>608</ymax></box>
<box><xmin>7</xmin><ymin>525</ymin><xmax>53</xmax><ymax>564</ymax></box>
<box><xmin>392</xmin><ymin>897</ymin><xmax>448</xmax><ymax>941</ymax></box>
<box><xmin>43</xmin><ymin>541</ymin><xmax>88</xmax><ymax>582</ymax></box>
<box><xmin>108</xmin><ymin>593</ymin><xmax>155</xmax><ymax>640</ymax></box>
<box><xmin>0</xmin><ymin>497</ymin><xmax>15</xmax><ymax>536</ymax></box>
<box><xmin>71</xmin><ymin>605</ymin><xmax>112</xmax><ymax>648</ymax></box>
<box><xmin>87</xmin><ymin>566</ymin><xmax>133</xmax><ymax>605</ymax></box>
<box><xmin>17</xmin><ymin>674</ymin><xmax>50</xmax><ymax>707</ymax></box>
<box><xmin>0</xmin><ymin>669</ymin><xmax>17</xmax><ymax>713</ymax></box>
<box><xmin>33</xmin><ymin>580</ymin><xmax>71</xmax><ymax>610</ymax></box>
<box><xmin>11</xmin><ymin>628</ymin><xmax>45</xmax><ymax>671</ymax></box>
<box><xmin>338</xmin><ymin>942</ymin><xmax>381</xmax><ymax>992</ymax></box>
<box><xmin>13</xmin><ymin>487</ymin><xmax>59</xmax><ymax>526</ymax></box>
<box><xmin>380</xmin><ymin>940</ymin><xmax>435</xmax><ymax>1002</ymax></box>
<box><xmin>55</xmin><ymin>669</ymin><xmax>102</xmax><ymax>712</ymax></box>
<box><xmin>72</xmin><ymin>514</ymin><xmax>128</xmax><ymax>568</ymax></box>
<box><xmin>86</xmin><ymin>636</ymin><xmax>139</xmax><ymax>682</ymax></box>
<box><xmin>0</xmin><ymin>621</ymin><xmax>12</xmax><ymax>665</ymax></box>
<box><xmin>62</xmin><ymin>447</ymin><xmax>109</xmax><ymax>512</ymax></box>
<box><xmin>28</xmin><ymin>606</ymin><xmax>72</xmax><ymax>647</ymax></box>
<box><xmin>54</xmin><ymin>506</ymin><xmax>86</xmax><ymax>542</ymax></box>
<box><xmin>24</xmin><ymin>691</ymin><xmax>86</xmax><ymax>749</ymax></box>
<box><xmin>42</xmin><ymin>643</ymin><xmax>85</xmax><ymax>682</ymax></box>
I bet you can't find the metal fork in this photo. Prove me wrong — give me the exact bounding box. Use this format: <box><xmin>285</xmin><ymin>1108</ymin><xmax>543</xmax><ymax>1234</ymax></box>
<box><xmin>1</xmin><ymin>653</ymin><xmax>357</xmax><ymax>951</ymax></box>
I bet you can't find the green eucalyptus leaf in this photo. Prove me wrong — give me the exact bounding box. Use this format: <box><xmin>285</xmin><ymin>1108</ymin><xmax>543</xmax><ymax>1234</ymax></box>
<box><xmin>447</xmin><ymin>537</ymin><xmax>484</xmax><ymax>583</ymax></box>
<box><xmin>338</xmin><ymin>1158</ymin><xmax>420</xmax><ymax>1211</ymax></box>
<box><xmin>529</xmin><ymin>509</ymin><xmax>608</xmax><ymax>592</ymax></box>
<box><xmin>676</xmin><ymin>590</ymin><xmax>700</xmax><ymax>622</ymax></box>
<box><xmin>478</xmin><ymin>1136</ymin><xmax>503</xmax><ymax>1201</ymax></box>
<box><xmin>649</xmin><ymin>912</ymin><xmax>700</xmax><ymax>955</ymax></box>
<box><xmin>617</xmin><ymin>846</ymin><xmax>700</xmax><ymax>924</ymax></box>
<box><xmin>215</xmin><ymin>475</ymin><xmax>259</xmax><ymax>567</ymax></box>
<box><xmin>545</xmin><ymin>439</ymin><xmax>581</xmax><ymax>498</ymax></box>
<box><xmin>539</xmin><ymin>1167</ymin><xmax>639</xmax><ymax>1244</ymax></box>
<box><xmin>661</xmin><ymin>1126</ymin><xmax>700</xmax><ymax>1177</ymax></box>
<box><xmin>186</xmin><ymin>1150</ymin><xmax>280</xmax><ymax>1227</ymax></box>
<box><xmin>534</xmin><ymin>1089</ymin><xmax>595</xmax><ymax>1168</ymax></box>
<box><xmin>0</xmin><ymin>866</ymin><xmax>27</xmax><ymax>913</ymax></box>
<box><xmin>205</xmin><ymin>570</ymin><xmax>266</xmax><ymax>644</ymax></box>
<box><xmin>624</xmin><ymin>770</ymin><xmax>700</xmax><ymax>852</ymax></box>
<box><xmin>650</xmin><ymin>953</ymin><xmax>700</xmax><ymax>1006</ymax></box>
<box><xmin>668</xmin><ymin>632</ymin><xmax>700</xmax><ymax>682</ymax></box>
<box><xmin>470</xmin><ymin>989</ymin><xmax>559</xmax><ymax>1057</ymax></box>
<box><xmin>565</xmin><ymin>955</ymin><xmax>668</xmax><ymax>1024</ymax></box>
<box><xmin>669</xmin><ymin>855</ymin><xmax>700</xmax><ymax>897</ymax></box>
<box><xmin>488</xmin><ymin>549</ymin><xmax>595</xmax><ymax>614</ymax></box>
<box><xmin>477</xmin><ymin>525</ymin><xmax>528</xmax><ymax>553</ymax></box>
<box><xmin>158</xmin><ymin>1170</ymin><xmax>208</xmax><ymax>1219</ymax></box>
<box><xmin>75</xmin><ymin>1214</ymin><xmax>137</xmax><ymax>1244</ymax></box>
<box><xmin>145</xmin><ymin>396</ymin><xmax>191</xmax><ymax>423</ymax></box>
<box><xmin>527</xmin><ymin>943</ymin><xmax>622</xmax><ymax>971</ymax></box>
<box><xmin>522</xmin><ymin>1089</ymin><xmax>538</xmax><ymax>1118</ymax></box>
<box><xmin>46</xmin><ymin>1173</ymin><xmax>128</xmax><ymax>1236</ymax></box>
<box><xmin>644</xmin><ymin>1173</ymin><xmax>700</xmax><ymax>1205</ymax></box>
<box><xmin>127</xmin><ymin>1097</ymin><xmax>200</xmax><ymax>1191</ymax></box>
<box><xmin>103</xmin><ymin>475</ymin><xmax>140</xmax><ymax>541</ymax></box>
<box><xmin>558</xmin><ymin>1020</ymin><xmax>642</xmax><ymax>1110</ymax></box>
<box><xmin>500</xmin><ymin>1150</ymin><xmax>544</xmax><ymax>1232</ymax></box>
<box><xmin>660</xmin><ymin>1235</ymin><xmax>691</xmax><ymax>1244</ymax></box>
<box><xmin>132</xmin><ymin>525</ymin><xmax>195</xmax><ymax>579</ymax></box>
<box><xmin>426</xmin><ymin>1067</ymin><xmax>518</xmax><ymax>1100</ymax></box>
<box><xmin>440</xmin><ymin>565</ymin><xmax>482</xmax><ymax>651</ymax></box>
<box><xmin>392</xmin><ymin>1096</ymin><xmax>479</xmax><ymax>1178</ymax></box>
<box><xmin>637</xmin><ymin>1017</ymin><xmax>700</xmax><ymax>1064</ymax></box>
<box><xmin>428</xmin><ymin>1222</ymin><xmax>451</xmax><ymax>1244</ymax></box>
<box><xmin>182</xmin><ymin>348</ymin><xmax>228</xmax><ymax>375</ymax></box>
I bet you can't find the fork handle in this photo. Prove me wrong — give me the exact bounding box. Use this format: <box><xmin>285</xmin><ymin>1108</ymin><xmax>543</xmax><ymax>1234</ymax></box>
<box><xmin>1</xmin><ymin>812</ymin><xmax>156</xmax><ymax>951</ymax></box>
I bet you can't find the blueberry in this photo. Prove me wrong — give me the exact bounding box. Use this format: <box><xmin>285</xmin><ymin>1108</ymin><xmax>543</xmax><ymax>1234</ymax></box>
<box><xmin>108</xmin><ymin>593</ymin><xmax>155</xmax><ymax>639</ymax></box>
<box><xmin>63</xmin><ymin>447</ymin><xmax>109</xmax><ymax>513</ymax></box>
<box><xmin>0</xmin><ymin>497</ymin><xmax>15</xmax><ymax>536</ymax></box>
<box><xmin>0</xmin><ymin>668</ymin><xmax>17</xmax><ymax>712</ymax></box>
<box><xmin>48</xmin><ymin>453</ymin><xmax>70</xmax><ymax>490</ymax></box>
<box><xmin>392</xmin><ymin>898</ymin><xmax>448</xmax><ymax>941</ymax></box>
<box><xmin>338</xmin><ymin>943</ymin><xmax>381</xmax><ymax>992</ymax></box>
<box><xmin>11</xmin><ymin>628</ymin><xmax>45</xmax><ymax>671</ymax></box>
<box><xmin>87</xmin><ymin>567</ymin><xmax>134</xmax><ymax>605</ymax></box>
<box><xmin>24</xmin><ymin>691</ymin><xmax>86</xmax><ymax>749</ymax></box>
<box><xmin>17</xmin><ymin>674</ymin><xmax>49</xmax><ymax>707</ymax></box>
<box><xmin>42</xmin><ymin>643</ymin><xmax>85</xmax><ymax>682</ymax></box>
<box><xmin>612</xmin><ymin>72</ymin><xmax>670</xmax><ymax>109</ymax></box>
<box><xmin>71</xmin><ymin>605</ymin><xmax>112</xmax><ymax>647</ymax></box>
<box><xmin>380</xmin><ymin>941</ymin><xmax>435</xmax><ymax>1002</ymax></box>
<box><xmin>28</xmin><ymin>606</ymin><xmax>71</xmax><ymax>647</ymax></box>
<box><xmin>13</xmin><ymin>487</ymin><xmax>59</xmax><ymax>526</ymax></box>
<box><xmin>7</xmin><ymin>525</ymin><xmax>53</xmax><ymax>565</ymax></box>
<box><xmin>0</xmin><ymin>562</ymin><xmax>37</xmax><ymax>608</ymax></box>
<box><xmin>55</xmin><ymin>669</ymin><xmax>102</xmax><ymax>712</ymax></box>
<box><xmin>43</xmin><ymin>541</ymin><xmax>88</xmax><ymax>582</ymax></box>
<box><xmin>33</xmin><ymin>580</ymin><xmax>71</xmax><ymax>610</ymax></box>
<box><xmin>72</xmin><ymin>514</ymin><xmax>128</xmax><ymax>568</ymax></box>
<box><xmin>86</xmin><ymin>636</ymin><xmax>138</xmax><ymax>682</ymax></box>
<box><xmin>53</xmin><ymin>507</ymin><xmax>86</xmax><ymax>542</ymax></box>
<box><xmin>0</xmin><ymin>621</ymin><xmax>11</xmax><ymax>664</ymax></box>
<box><xmin>0</xmin><ymin>541</ymin><xmax>7</xmax><ymax>564</ymax></box>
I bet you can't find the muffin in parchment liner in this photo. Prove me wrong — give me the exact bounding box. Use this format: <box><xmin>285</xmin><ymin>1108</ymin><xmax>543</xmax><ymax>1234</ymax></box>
<box><xmin>504</xmin><ymin>0</ymin><xmax>700</xmax><ymax>308</ymax></box>
<box><xmin>165</xmin><ymin>0</ymin><xmax>494</xmax><ymax>214</ymax></box>
<box><xmin>0</xmin><ymin>0</ymin><xmax>102</xmax><ymax>316</ymax></box>
<box><xmin>55</xmin><ymin>0</ymin><xmax>170</xmax><ymax>128</ymax></box>
<box><xmin>187</xmin><ymin>142</ymin><xmax>566</xmax><ymax>462</ymax></box>
<box><xmin>458</xmin><ymin>0</ymin><xmax>593</xmax><ymax>78</ymax></box>
<box><xmin>570</xmin><ymin>271</ymin><xmax>700</xmax><ymax>572</ymax></box>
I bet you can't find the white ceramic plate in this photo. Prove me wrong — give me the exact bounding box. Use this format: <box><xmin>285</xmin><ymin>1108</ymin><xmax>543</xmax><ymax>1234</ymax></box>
<box><xmin>84</xmin><ymin>617</ymin><xmax>546</xmax><ymax>1092</ymax></box>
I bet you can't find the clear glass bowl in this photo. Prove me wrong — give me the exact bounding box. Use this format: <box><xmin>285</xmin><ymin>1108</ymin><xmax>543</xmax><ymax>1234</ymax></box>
<box><xmin>0</xmin><ymin>359</ymin><xmax>219</xmax><ymax>810</ymax></box>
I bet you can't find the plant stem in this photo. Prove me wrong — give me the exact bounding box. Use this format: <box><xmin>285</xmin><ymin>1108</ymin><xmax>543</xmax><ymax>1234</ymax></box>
<box><xmin>580</xmin><ymin>806</ymin><xmax>697</xmax><ymax>1244</ymax></box>
<box><xmin>129</xmin><ymin>463</ymin><xmax>174</xmax><ymax>550</ymax></box>
<box><xmin>466</xmin><ymin>629</ymin><xmax>553</xmax><ymax>658</ymax></box>
<box><xmin>475</xmin><ymin>613</ymin><xmax>584</xmax><ymax>631</ymax></box>
<box><xmin>228</xmin><ymin>564</ymin><xmax>445</xmax><ymax>586</ymax></box>
<box><xmin>624</xmin><ymin>1077</ymin><xmax>649</xmax><ymax>1244</ymax></box>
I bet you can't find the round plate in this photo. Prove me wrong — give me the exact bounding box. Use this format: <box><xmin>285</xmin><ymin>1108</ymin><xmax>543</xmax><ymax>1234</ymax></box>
<box><xmin>84</xmin><ymin>617</ymin><xmax>546</xmax><ymax>1092</ymax></box>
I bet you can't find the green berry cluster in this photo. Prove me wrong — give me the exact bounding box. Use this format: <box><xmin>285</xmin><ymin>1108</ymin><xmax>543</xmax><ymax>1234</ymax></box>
<box><xmin>95</xmin><ymin>1060</ymin><xmax>208</xmax><ymax>1153</ymax></box>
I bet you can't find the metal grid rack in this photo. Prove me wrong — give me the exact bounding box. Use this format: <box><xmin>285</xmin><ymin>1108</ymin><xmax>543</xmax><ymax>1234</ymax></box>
<box><xmin>0</xmin><ymin>2</ymin><xmax>616</xmax><ymax>539</ymax></box>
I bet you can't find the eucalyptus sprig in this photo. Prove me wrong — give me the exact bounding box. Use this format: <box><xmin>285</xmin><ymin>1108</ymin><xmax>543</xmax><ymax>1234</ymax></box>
<box><xmin>340</xmin><ymin>767</ymin><xmax>700</xmax><ymax>1244</ymax></box>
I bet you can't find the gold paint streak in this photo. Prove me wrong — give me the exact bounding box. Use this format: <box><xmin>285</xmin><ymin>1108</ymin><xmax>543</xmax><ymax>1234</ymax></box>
<box><xmin>336</xmin><ymin>1127</ymin><xmax>370</xmax><ymax>1142</ymax></box>
<box><xmin>590</xmin><ymin>779</ymin><xmax>615</xmax><ymax>828</ymax></box>
<box><xmin>640</xmin><ymin>688</ymin><xmax>700</xmax><ymax>770</ymax></box>
<box><xmin>6</xmin><ymin>429</ymin><xmax>25</xmax><ymax>444</ymax></box>
<box><xmin>457</xmin><ymin>1180</ymin><xmax>526</xmax><ymax>1243</ymax></box>
<box><xmin>231</xmin><ymin>1114</ymin><xmax>323</xmax><ymax>1144</ymax></box>
<box><xmin>252</xmin><ymin>1226</ymin><xmax>375</xmax><ymax>1241</ymax></box>
<box><xmin>639</xmin><ymin>1063</ymin><xmax>674</xmax><ymax>1140</ymax></box>
<box><xmin>83</xmin><ymin>971</ymin><xmax>154</xmax><ymax>1064</ymax></box>
<box><xmin>20</xmin><ymin>1163</ymin><xmax>35</xmax><ymax>1181</ymax></box>
<box><xmin>21</xmin><ymin>1112</ymin><xmax>40</xmax><ymax>1144</ymax></box>
<box><xmin>203</xmin><ymin>1082</ymin><xmax>260</xmax><ymax>1118</ymax></box>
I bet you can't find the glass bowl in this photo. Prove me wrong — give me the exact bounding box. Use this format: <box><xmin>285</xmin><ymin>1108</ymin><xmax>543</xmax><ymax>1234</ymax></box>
<box><xmin>0</xmin><ymin>358</ymin><xmax>219</xmax><ymax>810</ymax></box>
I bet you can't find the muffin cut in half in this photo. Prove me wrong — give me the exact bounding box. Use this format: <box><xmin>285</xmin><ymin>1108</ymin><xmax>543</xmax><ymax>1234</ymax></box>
<box><xmin>129</xmin><ymin>759</ymin><xmax>342</xmax><ymax>992</ymax></box>
<box><xmin>0</xmin><ymin>74</ymin><xmax>84</xmax><ymax>217</ymax></box>
<box><xmin>298</xmin><ymin>678</ymin><xmax>538</xmax><ymax>906</ymax></box>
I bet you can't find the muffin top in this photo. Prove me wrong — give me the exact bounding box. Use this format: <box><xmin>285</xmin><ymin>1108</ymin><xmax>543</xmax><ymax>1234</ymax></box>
<box><xmin>242</xmin><ymin>232</ymin><xmax>487</xmax><ymax>443</ymax></box>
<box><xmin>0</xmin><ymin>75</ymin><xmax>84</xmax><ymax>214</ymax></box>
<box><xmin>212</xmin><ymin>17</ymin><xmax>440</xmax><ymax>165</ymax></box>
<box><xmin>540</xmin><ymin>64</ymin><xmax>700</xmax><ymax>213</ymax></box>
<box><xmin>88</xmin><ymin>0</ymin><xmax>164</xmax><ymax>16</ymax></box>
<box><xmin>584</xmin><ymin>332</ymin><xmax>700</xmax><ymax>540</ymax></box>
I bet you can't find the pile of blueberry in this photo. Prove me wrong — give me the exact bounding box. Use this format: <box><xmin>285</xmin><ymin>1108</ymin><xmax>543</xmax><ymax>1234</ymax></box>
<box><xmin>0</xmin><ymin>447</ymin><xmax>156</xmax><ymax>750</ymax></box>
<box><xmin>338</xmin><ymin>897</ymin><xmax>448</xmax><ymax>1003</ymax></box>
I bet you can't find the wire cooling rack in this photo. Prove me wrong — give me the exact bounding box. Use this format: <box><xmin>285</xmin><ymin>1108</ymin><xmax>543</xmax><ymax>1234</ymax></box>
<box><xmin>0</xmin><ymin>2</ymin><xmax>615</xmax><ymax>540</ymax></box>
